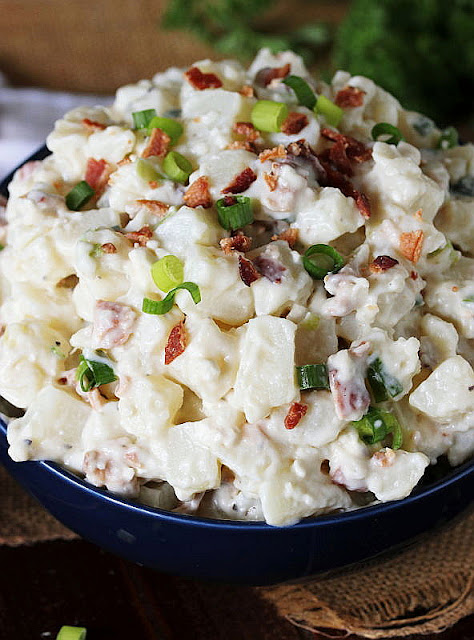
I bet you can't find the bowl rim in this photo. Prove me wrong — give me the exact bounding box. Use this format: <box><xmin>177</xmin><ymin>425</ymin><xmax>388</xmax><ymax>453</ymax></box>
<box><xmin>2</xmin><ymin>417</ymin><xmax>473</xmax><ymax>530</ymax></box>
<box><xmin>1</xmin><ymin>146</ymin><xmax>473</xmax><ymax>531</ymax></box>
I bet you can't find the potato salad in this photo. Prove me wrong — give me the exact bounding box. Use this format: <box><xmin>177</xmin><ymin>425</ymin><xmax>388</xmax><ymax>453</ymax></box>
<box><xmin>1</xmin><ymin>50</ymin><xmax>473</xmax><ymax>526</ymax></box>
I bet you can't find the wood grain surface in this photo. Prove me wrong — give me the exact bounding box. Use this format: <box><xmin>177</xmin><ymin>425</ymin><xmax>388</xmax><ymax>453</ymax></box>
<box><xmin>0</xmin><ymin>538</ymin><xmax>472</xmax><ymax>639</ymax></box>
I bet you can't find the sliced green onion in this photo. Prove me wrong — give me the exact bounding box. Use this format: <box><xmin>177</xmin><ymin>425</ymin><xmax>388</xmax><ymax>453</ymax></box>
<box><xmin>314</xmin><ymin>95</ymin><xmax>343</xmax><ymax>127</ymax></box>
<box><xmin>371</xmin><ymin>122</ymin><xmax>404</xmax><ymax>145</ymax></box>
<box><xmin>437</xmin><ymin>126</ymin><xmax>458</xmax><ymax>150</ymax></box>
<box><xmin>367</xmin><ymin>357</ymin><xmax>403</xmax><ymax>403</ymax></box>
<box><xmin>216</xmin><ymin>196</ymin><xmax>254</xmax><ymax>230</ymax></box>
<box><xmin>282</xmin><ymin>75</ymin><xmax>316</xmax><ymax>110</ymax></box>
<box><xmin>0</xmin><ymin>244</ymin><xmax>4</xmax><ymax>251</ymax></box>
<box><xmin>353</xmin><ymin>406</ymin><xmax>403</xmax><ymax>450</ymax></box>
<box><xmin>89</xmin><ymin>243</ymin><xmax>103</xmax><ymax>258</ymax></box>
<box><xmin>56</xmin><ymin>626</ymin><xmax>87</xmax><ymax>640</ymax></box>
<box><xmin>142</xmin><ymin>282</ymin><xmax>201</xmax><ymax>315</ymax></box>
<box><xmin>147</xmin><ymin>116</ymin><xmax>183</xmax><ymax>145</ymax></box>
<box><xmin>151</xmin><ymin>255</ymin><xmax>184</xmax><ymax>292</ymax></box>
<box><xmin>162</xmin><ymin>151</ymin><xmax>193</xmax><ymax>183</ymax></box>
<box><xmin>51</xmin><ymin>345</ymin><xmax>66</xmax><ymax>358</ymax></box>
<box><xmin>65</xmin><ymin>181</ymin><xmax>95</xmax><ymax>211</ymax></box>
<box><xmin>296</xmin><ymin>364</ymin><xmax>329</xmax><ymax>390</ymax></box>
<box><xmin>251</xmin><ymin>100</ymin><xmax>289</xmax><ymax>132</ymax></box>
<box><xmin>132</xmin><ymin>109</ymin><xmax>157</xmax><ymax>130</ymax></box>
<box><xmin>463</xmin><ymin>295</ymin><xmax>474</xmax><ymax>303</ymax></box>
<box><xmin>136</xmin><ymin>158</ymin><xmax>161</xmax><ymax>183</ymax></box>
<box><xmin>302</xmin><ymin>244</ymin><xmax>344</xmax><ymax>279</ymax></box>
<box><xmin>76</xmin><ymin>356</ymin><xmax>117</xmax><ymax>392</ymax></box>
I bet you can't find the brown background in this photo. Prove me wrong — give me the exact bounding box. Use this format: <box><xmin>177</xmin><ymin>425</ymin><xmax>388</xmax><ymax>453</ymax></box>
<box><xmin>0</xmin><ymin>0</ymin><xmax>349</xmax><ymax>93</ymax></box>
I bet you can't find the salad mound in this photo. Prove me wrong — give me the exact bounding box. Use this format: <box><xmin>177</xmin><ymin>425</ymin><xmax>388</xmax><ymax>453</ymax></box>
<box><xmin>0</xmin><ymin>49</ymin><xmax>473</xmax><ymax>526</ymax></box>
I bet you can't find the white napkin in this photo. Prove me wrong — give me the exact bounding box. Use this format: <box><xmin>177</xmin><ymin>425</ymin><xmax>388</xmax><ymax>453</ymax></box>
<box><xmin>0</xmin><ymin>73</ymin><xmax>111</xmax><ymax>181</ymax></box>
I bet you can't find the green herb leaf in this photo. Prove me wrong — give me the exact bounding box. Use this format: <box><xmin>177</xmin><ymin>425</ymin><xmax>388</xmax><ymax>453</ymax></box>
<box><xmin>76</xmin><ymin>356</ymin><xmax>117</xmax><ymax>392</ymax></box>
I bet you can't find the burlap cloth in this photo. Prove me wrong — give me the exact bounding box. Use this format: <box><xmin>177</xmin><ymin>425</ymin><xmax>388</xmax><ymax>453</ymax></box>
<box><xmin>1</xmin><ymin>464</ymin><xmax>472</xmax><ymax>638</ymax></box>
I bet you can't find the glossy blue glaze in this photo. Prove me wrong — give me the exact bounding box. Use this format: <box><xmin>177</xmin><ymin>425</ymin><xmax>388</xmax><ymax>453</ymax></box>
<box><xmin>1</xmin><ymin>147</ymin><xmax>473</xmax><ymax>585</ymax></box>
<box><xmin>1</xmin><ymin>418</ymin><xmax>473</xmax><ymax>584</ymax></box>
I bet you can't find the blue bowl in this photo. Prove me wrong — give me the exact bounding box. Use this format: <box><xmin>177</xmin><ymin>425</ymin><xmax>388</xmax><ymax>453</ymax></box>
<box><xmin>1</xmin><ymin>148</ymin><xmax>473</xmax><ymax>585</ymax></box>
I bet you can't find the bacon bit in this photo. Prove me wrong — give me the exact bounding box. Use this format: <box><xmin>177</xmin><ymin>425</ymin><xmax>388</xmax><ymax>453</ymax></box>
<box><xmin>255</xmin><ymin>63</ymin><xmax>291</xmax><ymax>87</ymax></box>
<box><xmin>82</xmin><ymin>118</ymin><xmax>107</xmax><ymax>131</ymax></box>
<box><xmin>133</xmin><ymin>199</ymin><xmax>169</xmax><ymax>217</ymax></box>
<box><xmin>321</xmin><ymin>127</ymin><xmax>372</xmax><ymax>167</ymax></box>
<box><xmin>318</xmin><ymin>157</ymin><xmax>371</xmax><ymax>218</ymax></box>
<box><xmin>284</xmin><ymin>402</ymin><xmax>308</xmax><ymax>429</ymax></box>
<box><xmin>148</xmin><ymin>180</ymin><xmax>159</xmax><ymax>189</ymax></box>
<box><xmin>240</xmin><ymin>84</ymin><xmax>254</xmax><ymax>97</ymax></box>
<box><xmin>124</xmin><ymin>225</ymin><xmax>153</xmax><ymax>246</ymax></box>
<box><xmin>259</xmin><ymin>145</ymin><xmax>286</xmax><ymax>163</ymax></box>
<box><xmin>85</xmin><ymin>158</ymin><xmax>110</xmax><ymax>196</ymax></box>
<box><xmin>253</xmin><ymin>254</ymin><xmax>286</xmax><ymax>283</ymax></box>
<box><xmin>334</xmin><ymin>86</ymin><xmax>366</xmax><ymax>108</ymax></box>
<box><xmin>399</xmin><ymin>230</ymin><xmax>424</xmax><ymax>263</ymax></box>
<box><xmin>263</xmin><ymin>171</ymin><xmax>278</xmax><ymax>191</ymax></box>
<box><xmin>452</xmin><ymin>285</ymin><xmax>459</xmax><ymax>292</ymax></box>
<box><xmin>185</xmin><ymin>66</ymin><xmax>223</xmax><ymax>90</ymax></box>
<box><xmin>320</xmin><ymin>459</ymin><xmax>330</xmax><ymax>475</ymax></box>
<box><xmin>183</xmin><ymin>176</ymin><xmax>212</xmax><ymax>208</ymax></box>
<box><xmin>372</xmin><ymin>449</ymin><xmax>396</xmax><ymax>467</ymax></box>
<box><xmin>142</xmin><ymin>128</ymin><xmax>170</xmax><ymax>159</ymax></box>
<box><xmin>164</xmin><ymin>321</ymin><xmax>187</xmax><ymax>365</ymax></box>
<box><xmin>222</xmin><ymin>167</ymin><xmax>257</xmax><ymax>194</ymax></box>
<box><xmin>101</xmin><ymin>243</ymin><xmax>117</xmax><ymax>254</ymax></box>
<box><xmin>226</xmin><ymin>140</ymin><xmax>257</xmax><ymax>152</ymax></box>
<box><xmin>410</xmin><ymin>271</ymin><xmax>418</xmax><ymax>280</ymax></box>
<box><xmin>238</xmin><ymin>255</ymin><xmax>261</xmax><ymax>286</ymax></box>
<box><xmin>286</xmin><ymin>139</ymin><xmax>314</xmax><ymax>157</ymax></box>
<box><xmin>369</xmin><ymin>255</ymin><xmax>399</xmax><ymax>273</ymax></box>
<box><xmin>117</xmin><ymin>157</ymin><xmax>132</xmax><ymax>167</ymax></box>
<box><xmin>355</xmin><ymin>192</ymin><xmax>371</xmax><ymax>219</ymax></box>
<box><xmin>93</xmin><ymin>300</ymin><xmax>136</xmax><ymax>349</ymax></box>
<box><xmin>220</xmin><ymin>234</ymin><xmax>252</xmax><ymax>254</ymax></box>
<box><xmin>281</xmin><ymin>112</ymin><xmax>308</xmax><ymax>135</ymax></box>
<box><xmin>233</xmin><ymin>121</ymin><xmax>258</xmax><ymax>142</ymax></box>
<box><xmin>223</xmin><ymin>195</ymin><xmax>237</xmax><ymax>206</ymax></box>
<box><xmin>415</xmin><ymin>208</ymin><xmax>423</xmax><ymax>219</ymax></box>
<box><xmin>271</xmin><ymin>227</ymin><xmax>298</xmax><ymax>248</ymax></box>
<box><xmin>56</xmin><ymin>274</ymin><xmax>79</xmax><ymax>288</ymax></box>
<box><xmin>0</xmin><ymin>325</ymin><xmax>5</xmax><ymax>339</ymax></box>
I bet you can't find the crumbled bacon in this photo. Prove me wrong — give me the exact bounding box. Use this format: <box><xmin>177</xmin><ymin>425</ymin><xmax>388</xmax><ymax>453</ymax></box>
<box><xmin>240</xmin><ymin>85</ymin><xmax>254</xmax><ymax>97</ymax></box>
<box><xmin>131</xmin><ymin>199</ymin><xmax>169</xmax><ymax>217</ymax></box>
<box><xmin>219</xmin><ymin>234</ymin><xmax>252</xmax><ymax>254</ymax></box>
<box><xmin>281</xmin><ymin>112</ymin><xmax>309</xmax><ymax>136</ymax></box>
<box><xmin>185</xmin><ymin>66</ymin><xmax>223</xmax><ymax>90</ymax></box>
<box><xmin>318</xmin><ymin>158</ymin><xmax>371</xmax><ymax>218</ymax></box>
<box><xmin>372</xmin><ymin>449</ymin><xmax>396</xmax><ymax>467</ymax></box>
<box><xmin>399</xmin><ymin>230</ymin><xmax>424</xmax><ymax>263</ymax></box>
<box><xmin>233</xmin><ymin>121</ymin><xmax>258</xmax><ymax>142</ymax></box>
<box><xmin>263</xmin><ymin>171</ymin><xmax>278</xmax><ymax>191</ymax></box>
<box><xmin>255</xmin><ymin>63</ymin><xmax>291</xmax><ymax>87</ymax></box>
<box><xmin>56</xmin><ymin>274</ymin><xmax>79</xmax><ymax>289</ymax></box>
<box><xmin>183</xmin><ymin>176</ymin><xmax>212</xmax><ymax>208</ymax></box>
<box><xmin>320</xmin><ymin>127</ymin><xmax>372</xmax><ymax>176</ymax></box>
<box><xmin>85</xmin><ymin>158</ymin><xmax>110</xmax><ymax>196</ymax></box>
<box><xmin>82</xmin><ymin>118</ymin><xmax>107</xmax><ymax>131</ymax></box>
<box><xmin>253</xmin><ymin>253</ymin><xmax>286</xmax><ymax>283</ymax></box>
<box><xmin>329</xmin><ymin>373</ymin><xmax>370</xmax><ymax>421</ymax></box>
<box><xmin>101</xmin><ymin>243</ymin><xmax>117</xmax><ymax>254</ymax></box>
<box><xmin>238</xmin><ymin>255</ymin><xmax>261</xmax><ymax>286</ymax></box>
<box><xmin>284</xmin><ymin>402</ymin><xmax>308</xmax><ymax>429</ymax></box>
<box><xmin>124</xmin><ymin>225</ymin><xmax>153</xmax><ymax>246</ymax></box>
<box><xmin>271</xmin><ymin>227</ymin><xmax>298</xmax><ymax>248</ymax></box>
<box><xmin>93</xmin><ymin>300</ymin><xmax>136</xmax><ymax>349</ymax></box>
<box><xmin>164</xmin><ymin>321</ymin><xmax>187</xmax><ymax>365</ymax></box>
<box><xmin>369</xmin><ymin>255</ymin><xmax>399</xmax><ymax>273</ymax></box>
<box><xmin>142</xmin><ymin>128</ymin><xmax>170</xmax><ymax>159</ymax></box>
<box><xmin>259</xmin><ymin>145</ymin><xmax>286</xmax><ymax>163</ymax></box>
<box><xmin>227</xmin><ymin>140</ymin><xmax>257</xmax><ymax>152</ymax></box>
<box><xmin>83</xmin><ymin>445</ymin><xmax>139</xmax><ymax>497</ymax></box>
<box><xmin>410</xmin><ymin>271</ymin><xmax>418</xmax><ymax>280</ymax></box>
<box><xmin>286</xmin><ymin>139</ymin><xmax>314</xmax><ymax>158</ymax></box>
<box><xmin>222</xmin><ymin>167</ymin><xmax>257</xmax><ymax>194</ymax></box>
<box><xmin>222</xmin><ymin>195</ymin><xmax>237</xmax><ymax>206</ymax></box>
<box><xmin>334</xmin><ymin>86</ymin><xmax>366</xmax><ymax>108</ymax></box>
<box><xmin>355</xmin><ymin>192</ymin><xmax>371</xmax><ymax>219</ymax></box>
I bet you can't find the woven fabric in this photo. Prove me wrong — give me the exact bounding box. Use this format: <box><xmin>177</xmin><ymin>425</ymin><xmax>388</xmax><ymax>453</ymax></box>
<box><xmin>1</xmin><ymin>464</ymin><xmax>472</xmax><ymax>637</ymax></box>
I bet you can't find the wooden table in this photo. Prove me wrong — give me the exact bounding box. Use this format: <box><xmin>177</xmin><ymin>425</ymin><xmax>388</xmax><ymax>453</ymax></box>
<box><xmin>0</xmin><ymin>538</ymin><xmax>472</xmax><ymax>639</ymax></box>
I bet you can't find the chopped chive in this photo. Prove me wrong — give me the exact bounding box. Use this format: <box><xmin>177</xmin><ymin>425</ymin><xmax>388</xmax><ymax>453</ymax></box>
<box><xmin>151</xmin><ymin>255</ymin><xmax>184</xmax><ymax>292</ymax></box>
<box><xmin>352</xmin><ymin>406</ymin><xmax>403</xmax><ymax>450</ymax></box>
<box><xmin>282</xmin><ymin>75</ymin><xmax>316</xmax><ymax>110</ymax></box>
<box><xmin>437</xmin><ymin>126</ymin><xmax>458</xmax><ymax>150</ymax></box>
<box><xmin>142</xmin><ymin>282</ymin><xmax>201</xmax><ymax>315</ymax></box>
<box><xmin>147</xmin><ymin>116</ymin><xmax>183</xmax><ymax>145</ymax></box>
<box><xmin>463</xmin><ymin>295</ymin><xmax>474</xmax><ymax>303</ymax></box>
<box><xmin>371</xmin><ymin>122</ymin><xmax>404</xmax><ymax>145</ymax></box>
<box><xmin>251</xmin><ymin>100</ymin><xmax>289</xmax><ymax>132</ymax></box>
<box><xmin>366</xmin><ymin>357</ymin><xmax>403</xmax><ymax>403</ymax></box>
<box><xmin>162</xmin><ymin>151</ymin><xmax>193</xmax><ymax>183</ymax></box>
<box><xmin>216</xmin><ymin>196</ymin><xmax>253</xmax><ymax>230</ymax></box>
<box><xmin>56</xmin><ymin>626</ymin><xmax>87</xmax><ymax>640</ymax></box>
<box><xmin>296</xmin><ymin>364</ymin><xmax>329</xmax><ymax>390</ymax></box>
<box><xmin>65</xmin><ymin>181</ymin><xmax>95</xmax><ymax>211</ymax></box>
<box><xmin>76</xmin><ymin>356</ymin><xmax>117</xmax><ymax>392</ymax></box>
<box><xmin>132</xmin><ymin>109</ymin><xmax>157</xmax><ymax>129</ymax></box>
<box><xmin>136</xmin><ymin>158</ymin><xmax>161</xmax><ymax>183</ymax></box>
<box><xmin>302</xmin><ymin>244</ymin><xmax>344</xmax><ymax>279</ymax></box>
<box><xmin>314</xmin><ymin>95</ymin><xmax>343</xmax><ymax>127</ymax></box>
